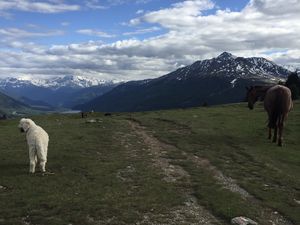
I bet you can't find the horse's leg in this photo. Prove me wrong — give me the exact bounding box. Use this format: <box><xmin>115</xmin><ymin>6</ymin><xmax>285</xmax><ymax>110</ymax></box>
<box><xmin>278</xmin><ymin>121</ymin><xmax>284</xmax><ymax>147</ymax></box>
<box><xmin>268</xmin><ymin>127</ymin><xmax>272</xmax><ymax>140</ymax></box>
<box><xmin>267</xmin><ymin>113</ymin><xmax>272</xmax><ymax>140</ymax></box>
<box><xmin>278</xmin><ymin>128</ymin><xmax>282</xmax><ymax>146</ymax></box>
<box><xmin>272</xmin><ymin>126</ymin><xmax>278</xmax><ymax>143</ymax></box>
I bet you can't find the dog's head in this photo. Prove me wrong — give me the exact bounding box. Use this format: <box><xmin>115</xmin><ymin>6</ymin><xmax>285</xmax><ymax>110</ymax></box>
<box><xmin>18</xmin><ymin>118</ymin><xmax>35</xmax><ymax>133</ymax></box>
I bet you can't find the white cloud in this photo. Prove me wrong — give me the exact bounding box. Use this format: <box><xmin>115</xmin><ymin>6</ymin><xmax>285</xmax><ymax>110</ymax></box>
<box><xmin>245</xmin><ymin>0</ymin><xmax>300</xmax><ymax>16</ymax></box>
<box><xmin>61</xmin><ymin>22</ymin><xmax>70</xmax><ymax>26</ymax></box>
<box><xmin>77</xmin><ymin>29</ymin><xmax>116</xmax><ymax>38</ymax></box>
<box><xmin>140</xmin><ymin>0</ymin><xmax>215</xmax><ymax>28</ymax></box>
<box><xmin>0</xmin><ymin>28</ymin><xmax>64</xmax><ymax>39</ymax></box>
<box><xmin>128</xmin><ymin>0</ymin><xmax>300</xmax><ymax>59</ymax></box>
<box><xmin>107</xmin><ymin>0</ymin><xmax>153</xmax><ymax>5</ymax></box>
<box><xmin>123</xmin><ymin>26</ymin><xmax>161</xmax><ymax>36</ymax></box>
<box><xmin>136</xmin><ymin>9</ymin><xmax>144</xmax><ymax>15</ymax></box>
<box><xmin>0</xmin><ymin>0</ymin><xmax>299</xmax><ymax>81</ymax></box>
<box><xmin>0</xmin><ymin>0</ymin><xmax>80</xmax><ymax>13</ymax></box>
<box><xmin>85</xmin><ymin>0</ymin><xmax>107</xmax><ymax>10</ymax></box>
<box><xmin>128</xmin><ymin>18</ymin><xmax>141</xmax><ymax>26</ymax></box>
<box><xmin>0</xmin><ymin>38</ymin><xmax>180</xmax><ymax>81</ymax></box>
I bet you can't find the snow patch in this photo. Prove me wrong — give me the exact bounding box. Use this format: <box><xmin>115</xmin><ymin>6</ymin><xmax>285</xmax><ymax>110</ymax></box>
<box><xmin>230</xmin><ymin>78</ymin><xmax>237</xmax><ymax>87</ymax></box>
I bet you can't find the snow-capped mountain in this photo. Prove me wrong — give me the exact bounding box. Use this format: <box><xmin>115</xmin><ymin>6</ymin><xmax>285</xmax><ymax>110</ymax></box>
<box><xmin>168</xmin><ymin>52</ymin><xmax>288</xmax><ymax>83</ymax></box>
<box><xmin>75</xmin><ymin>52</ymin><xmax>292</xmax><ymax>112</ymax></box>
<box><xmin>0</xmin><ymin>75</ymin><xmax>112</xmax><ymax>90</ymax></box>
<box><xmin>36</xmin><ymin>75</ymin><xmax>112</xmax><ymax>89</ymax></box>
<box><xmin>282</xmin><ymin>64</ymin><xmax>300</xmax><ymax>73</ymax></box>
<box><xmin>0</xmin><ymin>75</ymin><xmax>119</xmax><ymax>108</ymax></box>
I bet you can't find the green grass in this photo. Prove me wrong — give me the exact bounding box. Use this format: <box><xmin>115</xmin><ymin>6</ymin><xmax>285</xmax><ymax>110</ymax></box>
<box><xmin>0</xmin><ymin>102</ymin><xmax>299</xmax><ymax>225</ymax></box>
<box><xmin>132</xmin><ymin>101</ymin><xmax>300</xmax><ymax>224</ymax></box>
<box><xmin>0</xmin><ymin>114</ymin><xmax>183</xmax><ymax>225</ymax></box>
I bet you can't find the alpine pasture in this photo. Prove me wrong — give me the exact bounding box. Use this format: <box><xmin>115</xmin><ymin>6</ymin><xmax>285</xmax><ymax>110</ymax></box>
<box><xmin>0</xmin><ymin>101</ymin><xmax>299</xmax><ymax>225</ymax></box>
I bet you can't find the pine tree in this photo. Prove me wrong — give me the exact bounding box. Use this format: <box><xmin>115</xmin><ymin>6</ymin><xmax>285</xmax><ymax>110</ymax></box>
<box><xmin>285</xmin><ymin>72</ymin><xmax>300</xmax><ymax>100</ymax></box>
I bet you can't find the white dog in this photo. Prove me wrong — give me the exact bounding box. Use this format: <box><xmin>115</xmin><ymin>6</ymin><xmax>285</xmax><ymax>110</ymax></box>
<box><xmin>18</xmin><ymin>118</ymin><xmax>49</xmax><ymax>173</ymax></box>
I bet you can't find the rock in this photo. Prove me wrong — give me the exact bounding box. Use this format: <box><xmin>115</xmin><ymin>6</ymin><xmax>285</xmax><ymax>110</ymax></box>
<box><xmin>86</xmin><ymin>119</ymin><xmax>102</xmax><ymax>123</ymax></box>
<box><xmin>231</xmin><ymin>216</ymin><xmax>258</xmax><ymax>225</ymax></box>
<box><xmin>86</xmin><ymin>119</ymin><xmax>97</xmax><ymax>123</ymax></box>
<box><xmin>294</xmin><ymin>199</ymin><xmax>300</xmax><ymax>205</ymax></box>
<box><xmin>0</xmin><ymin>185</ymin><xmax>7</xmax><ymax>190</ymax></box>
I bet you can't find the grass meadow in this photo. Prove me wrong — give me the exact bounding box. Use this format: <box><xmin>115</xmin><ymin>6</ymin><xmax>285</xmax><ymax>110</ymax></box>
<box><xmin>0</xmin><ymin>101</ymin><xmax>299</xmax><ymax>225</ymax></box>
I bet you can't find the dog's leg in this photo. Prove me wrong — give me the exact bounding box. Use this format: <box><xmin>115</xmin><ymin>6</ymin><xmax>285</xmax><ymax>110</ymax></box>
<box><xmin>37</xmin><ymin>145</ymin><xmax>47</xmax><ymax>173</ymax></box>
<box><xmin>29</xmin><ymin>162</ymin><xmax>36</xmax><ymax>173</ymax></box>
<box><xmin>29</xmin><ymin>146</ymin><xmax>36</xmax><ymax>173</ymax></box>
<box><xmin>40</xmin><ymin>161</ymin><xmax>46</xmax><ymax>173</ymax></box>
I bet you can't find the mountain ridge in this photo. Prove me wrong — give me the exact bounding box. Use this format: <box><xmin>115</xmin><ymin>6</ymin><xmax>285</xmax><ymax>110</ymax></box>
<box><xmin>74</xmin><ymin>52</ymin><xmax>291</xmax><ymax>112</ymax></box>
<box><xmin>0</xmin><ymin>75</ymin><xmax>119</xmax><ymax>108</ymax></box>
<box><xmin>0</xmin><ymin>91</ymin><xmax>34</xmax><ymax>115</ymax></box>
<box><xmin>0</xmin><ymin>75</ymin><xmax>116</xmax><ymax>90</ymax></box>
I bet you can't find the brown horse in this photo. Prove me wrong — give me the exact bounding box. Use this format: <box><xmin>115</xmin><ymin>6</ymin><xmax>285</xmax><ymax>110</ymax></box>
<box><xmin>246</xmin><ymin>85</ymin><xmax>293</xmax><ymax>146</ymax></box>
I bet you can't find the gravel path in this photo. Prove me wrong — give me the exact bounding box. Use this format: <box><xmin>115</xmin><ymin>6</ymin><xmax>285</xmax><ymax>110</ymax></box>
<box><xmin>128</xmin><ymin>120</ymin><xmax>225</xmax><ymax>225</ymax></box>
<box><xmin>127</xmin><ymin>119</ymin><xmax>294</xmax><ymax>225</ymax></box>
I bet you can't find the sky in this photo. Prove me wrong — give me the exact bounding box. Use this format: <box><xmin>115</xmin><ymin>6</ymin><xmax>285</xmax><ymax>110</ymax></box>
<box><xmin>0</xmin><ymin>0</ymin><xmax>299</xmax><ymax>81</ymax></box>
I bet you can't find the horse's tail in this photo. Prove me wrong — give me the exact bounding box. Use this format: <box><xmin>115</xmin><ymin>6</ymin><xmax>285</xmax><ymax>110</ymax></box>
<box><xmin>268</xmin><ymin>92</ymin><xmax>286</xmax><ymax>129</ymax></box>
<box><xmin>268</xmin><ymin>108</ymin><xmax>279</xmax><ymax>129</ymax></box>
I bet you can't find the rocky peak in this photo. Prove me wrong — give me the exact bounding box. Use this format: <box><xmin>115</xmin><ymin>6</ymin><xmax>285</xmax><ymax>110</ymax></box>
<box><xmin>216</xmin><ymin>52</ymin><xmax>237</xmax><ymax>60</ymax></box>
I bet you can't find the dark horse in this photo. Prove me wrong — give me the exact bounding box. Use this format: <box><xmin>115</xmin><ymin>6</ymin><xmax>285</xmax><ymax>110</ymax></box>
<box><xmin>246</xmin><ymin>85</ymin><xmax>293</xmax><ymax>146</ymax></box>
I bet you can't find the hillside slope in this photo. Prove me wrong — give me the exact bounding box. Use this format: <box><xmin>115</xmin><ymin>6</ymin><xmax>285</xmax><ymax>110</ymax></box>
<box><xmin>0</xmin><ymin>91</ymin><xmax>34</xmax><ymax>115</ymax></box>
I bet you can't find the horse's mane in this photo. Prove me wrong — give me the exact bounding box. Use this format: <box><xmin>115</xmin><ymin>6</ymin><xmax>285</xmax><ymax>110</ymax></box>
<box><xmin>252</xmin><ymin>85</ymin><xmax>274</xmax><ymax>101</ymax></box>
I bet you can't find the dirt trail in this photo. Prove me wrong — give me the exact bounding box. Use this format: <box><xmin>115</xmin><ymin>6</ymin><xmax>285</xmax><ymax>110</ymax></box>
<box><xmin>127</xmin><ymin>119</ymin><xmax>294</xmax><ymax>225</ymax></box>
<box><xmin>128</xmin><ymin>120</ymin><xmax>224</xmax><ymax>225</ymax></box>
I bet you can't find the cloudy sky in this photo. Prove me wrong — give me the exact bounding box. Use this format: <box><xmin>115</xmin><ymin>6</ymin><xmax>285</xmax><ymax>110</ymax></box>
<box><xmin>0</xmin><ymin>0</ymin><xmax>299</xmax><ymax>81</ymax></box>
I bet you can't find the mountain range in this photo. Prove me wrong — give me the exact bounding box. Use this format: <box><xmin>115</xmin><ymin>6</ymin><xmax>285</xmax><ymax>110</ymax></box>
<box><xmin>0</xmin><ymin>52</ymin><xmax>294</xmax><ymax>114</ymax></box>
<box><xmin>74</xmin><ymin>52</ymin><xmax>291</xmax><ymax>112</ymax></box>
<box><xmin>0</xmin><ymin>75</ymin><xmax>118</xmax><ymax>109</ymax></box>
